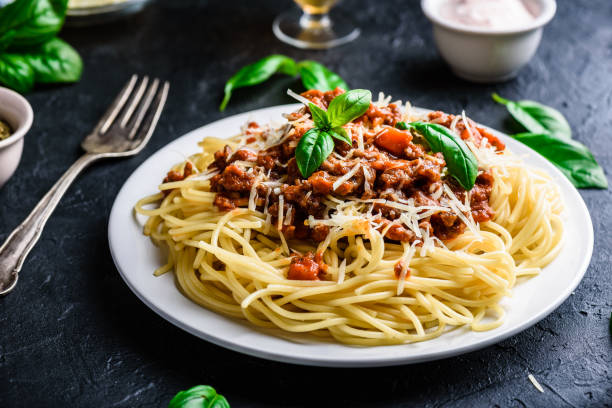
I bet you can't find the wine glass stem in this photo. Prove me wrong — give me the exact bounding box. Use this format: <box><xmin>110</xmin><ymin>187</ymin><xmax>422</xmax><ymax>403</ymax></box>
<box><xmin>300</xmin><ymin>12</ymin><xmax>331</xmax><ymax>30</ymax></box>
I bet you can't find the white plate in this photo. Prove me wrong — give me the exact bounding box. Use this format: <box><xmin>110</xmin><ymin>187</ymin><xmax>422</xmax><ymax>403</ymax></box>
<box><xmin>108</xmin><ymin>104</ymin><xmax>593</xmax><ymax>367</ymax></box>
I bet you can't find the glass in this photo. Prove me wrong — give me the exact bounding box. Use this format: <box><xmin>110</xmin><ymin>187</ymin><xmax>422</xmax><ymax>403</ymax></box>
<box><xmin>273</xmin><ymin>0</ymin><xmax>360</xmax><ymax>49</ymax></box>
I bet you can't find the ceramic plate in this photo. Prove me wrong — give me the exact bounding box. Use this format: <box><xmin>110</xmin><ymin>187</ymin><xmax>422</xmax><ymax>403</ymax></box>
<box><xmin>108</xmin><ymin>104</ymin><xmax>593</xmax><ymax>367</ymax></box>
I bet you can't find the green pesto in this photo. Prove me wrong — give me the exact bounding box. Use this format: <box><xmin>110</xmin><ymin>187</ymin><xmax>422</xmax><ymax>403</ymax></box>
<box><xmin>0</xmin><ymin>119</ymin><xmax>11</xmax><ymax>140</ymax></box>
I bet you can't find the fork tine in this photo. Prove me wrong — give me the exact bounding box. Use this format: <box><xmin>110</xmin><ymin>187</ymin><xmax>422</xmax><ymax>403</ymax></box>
<box><xmin>95</xmin><ymin>74</ymin><xmax>138</xmax><ymax>135</ymax></box>
<box><xmin>129</xmin><ymin>81</ymin><xmax>170</xmax><ymax>151</ymax></box>
<box><xmin>127</xmin><ymin>78</ymin><xmax>159</xmax><ymax>140</ymax></box>
<box><xmin>120</xmin><ymin>76</ymin><xmax>149</xmax><ymax>128</ymax></box>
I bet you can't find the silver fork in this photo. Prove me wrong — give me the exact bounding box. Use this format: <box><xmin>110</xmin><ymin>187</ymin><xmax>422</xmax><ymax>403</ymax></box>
<box><xmin>0</xmin><ymin>75</ymin><xmax>170</xmax><ymax>295</ymax></box>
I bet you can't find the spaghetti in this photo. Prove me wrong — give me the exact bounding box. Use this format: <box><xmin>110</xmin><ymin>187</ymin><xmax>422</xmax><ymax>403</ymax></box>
<box><xmin>135</xmin><ymin>90</ymin><xmax>563</xmax><ymax>346</ymax></box>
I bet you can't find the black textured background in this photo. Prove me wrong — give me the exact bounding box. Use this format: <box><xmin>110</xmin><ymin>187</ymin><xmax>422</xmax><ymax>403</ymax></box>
<box><xmin>1</xmin><ymin>0</ymin><xmax>611</xmax><ymax>407</ymax></box>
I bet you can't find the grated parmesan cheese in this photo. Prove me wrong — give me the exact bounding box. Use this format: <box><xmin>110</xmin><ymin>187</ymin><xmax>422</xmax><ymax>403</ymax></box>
<box><xmin>450</xmin><ymin>114</ymin><xmax>460</xmax><ymax>134</ymax></box>
<box><xmin>286</xmin><ymin>89</ymin><xmax>312</xmax><ymax>106</ymax></box>
<box><xmin>363</xmin><ymin>167</ymin><xmax>371</xmax><ymax>193</ymax></box>
<box><xmin>356</xmin><ymin>127</ymin><xmax>365</xmax><ymax>151</ymax></box>
<box><xmin>332</xmin><ymin>163</ymin><xmax>361</xmax><ymax>191</ymax></box>
<box><xmin>284</xmin><ymin>206</ymin><xmax>293</xmax><ymax>225</ymax></box>
<box><xmin>248</xmin><ymin>175</ymin><xmax>263</xmax><ymax>212</ymax></box>
<box><xmin>528</xmin><ymin>374</ymin><xmax>544</xmax><ymax>393</ymax></box>
<box><xmin>396</xmin><ymin>241</ymin><xmax>418</xmax><ymax>296</ymax></box>
<box><xmin>443</xmin><ymin>184</ymin><xmax>479</xmax><ymax>235</ymax></box>
<box><xmin>277</xmin><ymin>194</ymin><xmax>284</xmax><ymax>230</ymax></box>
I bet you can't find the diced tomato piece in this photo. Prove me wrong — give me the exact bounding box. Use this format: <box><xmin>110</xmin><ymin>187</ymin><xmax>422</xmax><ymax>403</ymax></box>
<box><xmin>374</xmin><ymin>126</ymin><xmax>413</xmax><ymax>157</ymax></box>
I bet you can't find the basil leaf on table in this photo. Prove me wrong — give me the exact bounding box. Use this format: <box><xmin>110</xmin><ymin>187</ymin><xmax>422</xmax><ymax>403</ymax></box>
<box><xmin>327</xmin><ymin>89</ymin><xmax>371</xmax><ymax>128</ymax></box>
<box><xmin>168</xmin><ymin>385</ymin><xmax>230</xmax><ymax>408</ymax></box>
<box><xmin>493</xmin><ymin>93</ymin><xmax>606</xmax><ymax>189</ymax></box>
<box><xmin>308</xmin><ymin>102</ymin><xmax>329</xmax><ymax>129</ymax></box>
<box><xmin>219</xmin><ymin>54</ymin><xmax>349</xmax><ymax>111</ymax></box>
<box><xmin>21</xmin><ymin>37</ymin><xmax>82</xmax><ymax>83</ymax></box>
<box><xmin>296</xmin><ymin>128</ymin><xmax>335</xmax><ymax>178</ymax></box>
<box><xmin>492</xmin><ymin>93</ymin><xmax>571</xmax><ymax>140</ymax></box>
<box><xmin>0</xmin><ymin>0</ymin><xmax>36</xmax><ymax>35</ymax></box>
<box><xmin>0</xmin><ymin>30</ymin><xmax>16</xmax><ymax>52</ymax></box>
<box><xmin>0</xmin><ymin>53</ymin><xmax>35</xmax><ymax>93</ymax></box>
<box><xmin>220</xmin><ymin>54</ymin><xmax>297</xmax><ymax>111</ymax></box>
<box><xmin>0</xmin><ymin>0</ymin><xmax>67</xmax><ymax>49</ymax></box>
<box><xmin>513</xmin><ymin>132</ymin><xmax>608</xmax><ymax>189</ymax></box>
<box><xmin>297</xmin><ymin>60</ymin><xmax>348</xmax><ymax>92</ymax></box>
<box><xmin>399</xmin><ymin>121</ymin><xmax>478</xmax><ymax>190</ymax></box>
<box><xmin>0</xmin><ymin>0</ymin><xmax>80</xmax><ymax>92</ymax></box>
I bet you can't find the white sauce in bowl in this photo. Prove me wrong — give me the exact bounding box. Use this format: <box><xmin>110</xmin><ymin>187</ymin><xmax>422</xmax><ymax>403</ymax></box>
<box><xmin>440</xmin><ymin>0</ymin><xmax>539</xmax><ymax>30</ymax></box>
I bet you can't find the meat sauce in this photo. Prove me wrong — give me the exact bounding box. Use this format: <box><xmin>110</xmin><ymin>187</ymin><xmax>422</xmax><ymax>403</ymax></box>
<box><xmin>162</xmin><ymin>162</ymin><xmax>194</xmax><ymax>196</ymax></box>
<box><xmin>165</xmin><ymin>89</ymin><xmax>504</xmax><ymax>279</ymax></box>
<box><xmin>288</xmin><ymin>252</ymin><xmax>327</xmax><ymax>280</ymax></box>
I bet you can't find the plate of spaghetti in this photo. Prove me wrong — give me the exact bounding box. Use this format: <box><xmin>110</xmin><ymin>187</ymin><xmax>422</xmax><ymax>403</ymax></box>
<box><xmin>109</xmin><ymin>89</ymin><xmax>592</xmax><ymax>367</ymax></box>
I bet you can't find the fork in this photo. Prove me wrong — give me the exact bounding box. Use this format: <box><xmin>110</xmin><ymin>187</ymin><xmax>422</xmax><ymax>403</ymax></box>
<box><xmin>0</xmin><ymin>75</ymin><xmax>169</xmax><ymax>295</ymax></box>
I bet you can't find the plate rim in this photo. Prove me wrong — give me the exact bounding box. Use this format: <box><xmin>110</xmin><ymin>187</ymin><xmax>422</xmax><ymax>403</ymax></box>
<box><xmin>108</xmin><ymin>103</ymin><xmax>593</xmax><ymax>367</ymax></box>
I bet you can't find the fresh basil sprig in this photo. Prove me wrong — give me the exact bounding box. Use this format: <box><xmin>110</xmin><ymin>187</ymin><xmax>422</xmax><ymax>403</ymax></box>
<box><xmin>220</xmin><ymin>55</ymin><xmax>348</xmax><ymax>111</ymax></box>
<box><xmin>0</xmin><ymin>53</ymin><xmax>34</xmax><ymax>92</ymax></box>
<box><xmin>297</xmin><ymin>60</ymin><xmax>348</xmax><ymax>92</ymax></box>
<box><xmin>295</xmin><ymin>89</ymin><xmax>371</xmax><ymax>178</ymax></box>
<box><xmin>168</xmin><ymin>385</ymin><xmax>230</xmax><ymax>408</ymax></box>
<box><xmin>296</xmin><ymin>127</ymin><xmax>336</xmax><ymax>179</ymax></box>
<box><xmin>220</xmin><ymin>54</ymin><xmax>297</xmax><ymax>112</ymax></box>
<box><xmin>513</xmin><ymin>133</ymin><xmax>607</xmax><ymax>188</ymax></box>
<box><xmin>19</xmin><ymin>37</ymin><xmax>81</xmax><ymax>83</ymax></box>
<box><xmin>493</xmin><ymin>94</ymin><xmax>607</xmax><ymax>189</ymax></box>
<box><xmin>1</xmin><ymin>0</ymin><xmax>68</xmax><ymax>48</ymax></box>
<box><xmin>0</xmin><ymin>0</ymin><xmax>82</xmax><ymax>93</ymax></box>
<box><xmin>493</xmin><ymin>93</ymin><xmax>571</xmax><ymax>140</ymax></box>
<box><xmin>396</xmin><ymin>121</ymin><xmax>478</xmax><ymax>190</ymax></box>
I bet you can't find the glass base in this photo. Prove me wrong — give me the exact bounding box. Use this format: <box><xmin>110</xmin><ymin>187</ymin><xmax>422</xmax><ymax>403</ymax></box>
<box><xmin>273</xmin><ymin>9</ymin><xmax>359</xmax><ymax>50</ymax></box>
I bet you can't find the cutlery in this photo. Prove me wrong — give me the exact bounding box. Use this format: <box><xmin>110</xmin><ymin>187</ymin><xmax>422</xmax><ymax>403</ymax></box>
<box><xmin>0</xmin><ymin>75</ymin><xmax>169</xmax><ymax>295</ymax></box>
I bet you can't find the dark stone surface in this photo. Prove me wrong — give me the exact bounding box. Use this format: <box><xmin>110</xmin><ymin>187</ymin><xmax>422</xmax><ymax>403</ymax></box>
<box><xmin>1</xmin><ymin>0</ymin><xmax>611</xmax><ymax>406</ymax></box>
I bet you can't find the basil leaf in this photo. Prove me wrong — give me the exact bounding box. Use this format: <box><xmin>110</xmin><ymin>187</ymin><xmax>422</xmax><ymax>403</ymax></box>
<box><xmin>493</xmin><ymin>93</ymin><xmax>571</xmax><ymax>140</ymax></box>
<box><xmin>410</xmin><ymin>122</ymin><xmax>478</xmax><ymax>190</ymax></box>
<box><xmin>513</xmin><ymin>132</ymin><xmax>608</xmax><ymax>189</ymax></box>
<box><xmin>1</xmin><ymin>0</ymin><xmax>67</xmax><ymax>49</ymax></box>
<box><xmin>0</xmin><ymin>30</ymin><xmax>16</xmax><ymax>51</ymax></box>
<box><xmin>297</xmin><ymin>60</ymin><xmax>348</xmax><ymax>92</ymax></box>
<box><xmin>0</xmin><ymin>53</ymin><xmax>35</xmax><ymax>93</ymax></box>
<box><xmin>220</xmin><ymin>54</ymin><xmax>297</xmax><ymax>111</ymax></box>
<box><xmin>0</xmin><ymin>0</ymin><xmax>36</xmax><ymax>36</ymax></box>
<box><xmin>295</xmin><ymin>128</ymin><xmax>334</xmax><ymax>178</ymax></box>
<box><xmin>329</xmin><ymin>126</ymin><xmax>352</xmax><ymax>145</ymax></box>
<box><xmin>327</xmin><ymin>89</ymin><xmax>371</xmax><ymax>128</ymax></box>
<box><xmin>21</xmin><ymin>37</ymin><xmax>82</xmax><ymax>83</ymax></box>
<box><xmin>168</xmin><ymin>385</ymin><xmax>230</xmax><ymax>408</ymax></box>
<box><xmin>308</xmin><ymin>102</ymin><xmax>330</xmax><ymax>130</ymax></box>
<box><xmin>395</xmin><ymin>121</ymin><xmax>409</xmax><ymax>130</ymax></box>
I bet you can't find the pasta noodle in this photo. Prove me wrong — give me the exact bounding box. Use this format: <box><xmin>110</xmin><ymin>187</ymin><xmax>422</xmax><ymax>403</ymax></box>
<box><xmin>135</xmin><ymin>97</ymin><xmax>563</xmax><ymax>346</ymax></box>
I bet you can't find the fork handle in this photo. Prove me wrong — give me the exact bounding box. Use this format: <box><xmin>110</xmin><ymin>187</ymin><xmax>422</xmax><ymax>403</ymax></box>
<box><xmin>0</xmin><ymin>153</ymin><xmax>98</xmax><ymax>295</ymax></box>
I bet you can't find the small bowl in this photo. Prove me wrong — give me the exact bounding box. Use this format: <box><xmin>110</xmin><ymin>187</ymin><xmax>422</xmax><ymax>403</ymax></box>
<box><xmin>0</xmin><ymin>87</ymin><xmax>33</xmax><ymax>189</ymax></box>
<box><xmin>66</xmin><ymin>0</ymin><xmax>150</xmax><ymax>26</ymax></box>
<box><xmin>421</xmin><ymin>0</ymin><xmax>556</xmax><ymax>83</ymax></box>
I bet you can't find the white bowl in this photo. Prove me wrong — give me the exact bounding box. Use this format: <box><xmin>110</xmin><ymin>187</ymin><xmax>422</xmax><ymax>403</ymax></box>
<box><xmin>421</xmin><ymin>0</ymin><xmax>556</xmax><ymax>83</ymax></box>
<box><xmin>0</xmin><ymin>87</ymin><xmax>33</xmax><ymax>188</ymax></box>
